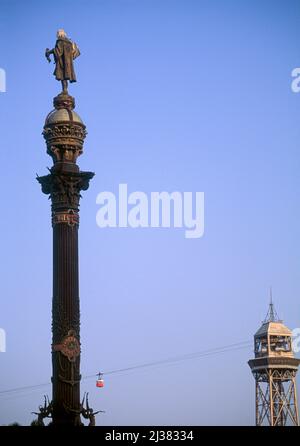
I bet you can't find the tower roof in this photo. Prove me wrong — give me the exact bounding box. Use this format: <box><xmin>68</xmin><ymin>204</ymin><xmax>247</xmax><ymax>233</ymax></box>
<box><xmin>255</xmin><ymin>295</ymin><xmax>291</xmax><ymax>338</ymax></box>
<box><xmin>255</xmin><ymin>321</ymin><xmax>292</xmax><ymax>338</ymax></box>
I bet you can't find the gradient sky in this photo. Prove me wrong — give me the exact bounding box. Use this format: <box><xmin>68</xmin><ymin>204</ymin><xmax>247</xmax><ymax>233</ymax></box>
<box><xmin>0</xmin><ymin>0</ymin><xmax>300</xmax><ymax>426</ymax></box>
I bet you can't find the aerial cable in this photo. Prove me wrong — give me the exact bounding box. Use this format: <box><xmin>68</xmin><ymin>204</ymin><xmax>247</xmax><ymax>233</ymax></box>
<box><xmin>0</xmin><ymin>340</ymin><xmax>252</xmax><ymax>397</ymax></box>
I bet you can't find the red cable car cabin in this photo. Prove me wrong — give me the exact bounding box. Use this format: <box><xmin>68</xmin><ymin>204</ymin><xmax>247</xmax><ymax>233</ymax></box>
<box><xmin>96</xmin><ymin>373</ymin><xmax>104</xmax><ymax>388</ymax></box>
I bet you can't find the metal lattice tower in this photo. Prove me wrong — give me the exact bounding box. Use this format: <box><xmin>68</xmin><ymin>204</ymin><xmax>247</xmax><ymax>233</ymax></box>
<box><xmin>248</xmin><ymin>297</ymin><xmax>300</xmax><ymax>426</ymax></box>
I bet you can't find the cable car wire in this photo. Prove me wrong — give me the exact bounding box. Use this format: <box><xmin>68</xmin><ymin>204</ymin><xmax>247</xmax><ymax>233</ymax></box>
<box><xmin>92</xmin><ymin>340</ymin><xmax>252</xmax><ymax>378</ymax></box>
<box><xmin>0</xmin><ymin>339</ymin><xmax>252</xmax><ymax>397</ymax></box>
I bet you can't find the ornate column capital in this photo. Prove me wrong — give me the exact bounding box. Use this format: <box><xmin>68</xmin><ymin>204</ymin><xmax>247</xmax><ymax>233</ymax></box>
<box><xmin>37</xmin><ymin>170</ymin><xmax>94</xmax><ymax>218</ymax></box>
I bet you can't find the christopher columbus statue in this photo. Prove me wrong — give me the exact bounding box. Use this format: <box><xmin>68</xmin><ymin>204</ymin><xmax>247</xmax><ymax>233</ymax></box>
<box><xmin>45</xmin><ymin>29</ymin><xmax>80</xmax><ymax>94</ymax></box>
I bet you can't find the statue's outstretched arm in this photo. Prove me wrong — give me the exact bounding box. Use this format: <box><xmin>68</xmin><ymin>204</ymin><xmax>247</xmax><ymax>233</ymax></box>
<box><xmin>45</xmin><ymin>48</ymin><xmax>54</xmax><ymax>63</ymax></box>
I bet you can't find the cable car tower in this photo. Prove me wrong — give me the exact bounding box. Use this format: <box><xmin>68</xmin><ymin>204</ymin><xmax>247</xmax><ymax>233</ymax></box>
<box><xmin>248</xmin><ymin>294</ymin><xmax>300</xmax><ymax>426</ymax></box>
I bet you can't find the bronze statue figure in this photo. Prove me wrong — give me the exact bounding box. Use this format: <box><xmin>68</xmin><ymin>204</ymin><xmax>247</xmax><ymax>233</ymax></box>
<box><xmin>66</xmin><ymin>393</ymin><xmax>104</xmax><ymax>426</ymax></box>
<box><xmin>32</xmin><ymin>395</ymin><xmax>53</xmax><ymax>426</ymax></box>
<box><xmin>45</xmin><ymin>29</ymin><xmax>80</xmax><ymax>94</ymax></box>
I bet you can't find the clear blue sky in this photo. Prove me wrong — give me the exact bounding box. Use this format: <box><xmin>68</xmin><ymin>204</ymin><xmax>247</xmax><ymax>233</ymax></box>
<box><xmin>0</xmin><ymin>0</ymin><xmax>299</xmax><ymax>425</ymax></box>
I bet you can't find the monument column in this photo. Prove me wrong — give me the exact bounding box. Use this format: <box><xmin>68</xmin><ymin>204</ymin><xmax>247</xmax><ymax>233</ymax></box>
<box><xmin>36</xmin><ymin>30</ymin><xmax>95</xmax><ymax>426</ymax></box>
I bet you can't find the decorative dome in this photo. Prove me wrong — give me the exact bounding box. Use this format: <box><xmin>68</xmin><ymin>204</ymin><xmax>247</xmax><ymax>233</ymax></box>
<box><xmin>45</xmin><ymin>108</ymin><xmax>83</xmax><ymax>125</ymax></box>
<box><xmin>42</xmin><ymin>93</ymin><xmax>87</xmax><ymax>171</ymax></box>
